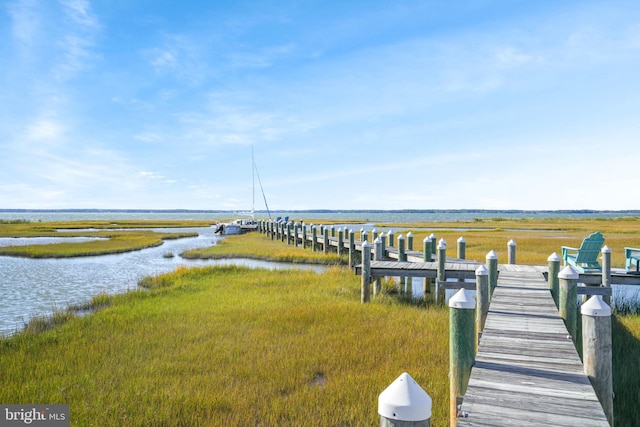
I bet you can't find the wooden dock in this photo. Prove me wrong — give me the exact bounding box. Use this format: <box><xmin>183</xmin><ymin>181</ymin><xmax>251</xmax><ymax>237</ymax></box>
<box><xmin>256</xmin><ymin>219</ymin><xmax>633</xmax><ymax>425</ymax></box>
<box><xmin>457</xmin><ymin>265</ymin><xmax>609</xmax><ymax>426</ymax></box>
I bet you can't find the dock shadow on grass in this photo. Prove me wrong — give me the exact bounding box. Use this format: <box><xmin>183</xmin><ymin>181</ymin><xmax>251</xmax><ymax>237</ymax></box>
<box><xmin>612</xmin><ymin>315</ymin><xmax>640</xmax><ymax>425</ymax></box>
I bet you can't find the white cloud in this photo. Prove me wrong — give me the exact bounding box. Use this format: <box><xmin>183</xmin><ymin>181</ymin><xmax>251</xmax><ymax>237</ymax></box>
<box><xmin>26</xmin><ymin>118</ymin><xmax>66</xmax><ymax>141</ymax></box>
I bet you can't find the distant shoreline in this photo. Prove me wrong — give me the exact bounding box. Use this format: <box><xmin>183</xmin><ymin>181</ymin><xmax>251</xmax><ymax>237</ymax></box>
<box><xmin>2</xmin><ymin>208</ymin><xmax>640</xmax><ymax>214</ymax></box>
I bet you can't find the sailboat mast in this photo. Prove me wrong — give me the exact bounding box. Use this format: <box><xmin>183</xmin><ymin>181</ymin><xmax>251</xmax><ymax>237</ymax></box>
<box><xmin>252</xmin><ymin>145</ymin><xmax>255</xmax><ymax>219</ymax></box>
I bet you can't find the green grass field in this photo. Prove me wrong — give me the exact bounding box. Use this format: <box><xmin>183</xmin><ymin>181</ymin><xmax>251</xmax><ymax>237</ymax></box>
<box><xmin>1</xmin><ymin>218</ymin><xmax>639</xmax><ymax>425</ymax></box>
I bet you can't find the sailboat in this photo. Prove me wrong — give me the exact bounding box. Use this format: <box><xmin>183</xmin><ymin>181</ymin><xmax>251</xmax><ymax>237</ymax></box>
<box><xmin>214</xmin><ymin>146</ymin><xmax>271</xmax><ymax>235</ymax></box>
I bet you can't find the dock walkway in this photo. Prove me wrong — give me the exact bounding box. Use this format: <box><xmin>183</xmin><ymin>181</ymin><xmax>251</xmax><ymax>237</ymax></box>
<box><xmin>457</xmin><ymin>265</ymin><xmax>609</xmax><ymax>426</ymax></box>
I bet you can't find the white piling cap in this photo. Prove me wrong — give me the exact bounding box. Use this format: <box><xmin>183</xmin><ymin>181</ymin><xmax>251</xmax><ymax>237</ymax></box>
<box><xmin>547</xmin><ymin>252</ymin><xmax>562</xmax><ymax>262</ymax></box>
<box><xmin>475</xmin><ymin>265</ymin><xmax>489</xmax><ymax>276</ymax></box>
<box><xmin>558</xmin><ymin>265</ymin><xmax>579</xmax><ymax>280</ymax></box>
<box><xmin>601</xmin><ymin>245</ymin><xmax>611</xmax><ymax>254</ymax></box>
<box><xmin>374</xmin><ymin>237</ymin><xmax>382</xmax><ymax>244</ymax></box>
<box><xmin>449</xmin><ymin>288</ymin><xmax>475</xmax><ymax>309</ymax></box>
<box><xmin>429</xmin><ymin>233</ymin><xmax>436</xmax><ymax>238</ymax></box>
<box><xmin>398</xmin><ymin>234</ymin><xmax>405</xmax><ymax>240</ymax></box>
<box><xmin>378</xmin><ymin>372</ymin><xmax>432</xmax><ymax>421</ymax></box>
<box><xmin>581</xmin><ymin>295</ymin><xmax>612</xmax><ymax>317</ymax></box>
<box><xmin>423</xmin><ymin>236</ymin><xmax>431</xmax><ymax>243</ymax></box>
<box><xmin>362</xmin><ymin>240</ymin><xmax>371</xmax><ymax>248</ymax></box>
<box><xmin>508</xmin><ymin>239</ymin><xmax>516</xmax><ymax>246</ymax></box>
<box><xmin>457</xmin><ymin>236</ymin><xmax>466</xmax><ymax>243</ymax></box>
<box><xmin>407</xmin><ymin>231</ymin><xmax>413</xmax><ymax>237</ymax></box>
<box><xmin>486</xmin><ymin>250</ymin><xmax>498</xmax><ymax>260</ymax></box>
<box><xmin>379</xmin><ymin>232</ymin><xmax>385</xmax><ymax>238</ymax></box>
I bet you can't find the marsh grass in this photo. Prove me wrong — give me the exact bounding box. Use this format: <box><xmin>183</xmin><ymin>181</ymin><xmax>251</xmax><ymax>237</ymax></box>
<box><xmin>0</xmin><ymin>266</ymin><xmax>449</xmax><ymax>426</ymax></box>
<box><xmin>1</xmin><ymin>218</ymin><xmax>640</xmax><ymax>425</ymax></box>
<box><xmin>0</xmin><ymin>228</ymin><xmax>197</xmax><ymax>258</ymax></box>
<box><xmin>612</xmin><ymin>314</ymin><xmax>640</xmax><ymax>425</ymax></box>
<box><xmin>395</xmin><ymin>219</ymin><xmax>640</xmax><ymax>267</ymax></box>
<box><xmin>181</xmin><ymin>231</ymin><xmax>347</xmax><ymax>265</ymax></box>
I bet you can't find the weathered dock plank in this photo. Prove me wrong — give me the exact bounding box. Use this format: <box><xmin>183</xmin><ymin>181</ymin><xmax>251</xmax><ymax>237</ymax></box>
<box><xmin>457</xmin><ymin>270</ymin><xmax>609</xmax><ymax>426</ymax></box>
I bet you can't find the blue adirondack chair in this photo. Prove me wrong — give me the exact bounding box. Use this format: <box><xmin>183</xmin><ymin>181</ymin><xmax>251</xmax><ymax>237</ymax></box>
<box><xmin>625</xmin><ymin>247</ymin><xmax>640</xmax><ymax>274</ymax></box>
<box><xmin>561</xmin><ymin>232</ymin><xmax>605</xmax><ymax>273</ymax></box>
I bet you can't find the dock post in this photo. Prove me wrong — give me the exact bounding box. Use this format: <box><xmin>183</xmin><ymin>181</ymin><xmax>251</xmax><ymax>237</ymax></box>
<box><xmin>449</xmin><ymin>289</ymin><xmax>476</xmax><ymax>426</ymax></box>
<box><xmin>380</xmin><ymin>232</ymin><xmax>387</xmax><ymax>258</ymax></box>
<box><xmin>581</xmin><ymin>296</ymin><xmax>614</xmax><ymax>426</ymax></box>
<box><xmin>378</xmin><ymin>372</ymin><xmax>432</xmax><ymax>427</ymax></box>
<box><xmin>475</xmin><ymin>265</ymin><xmax>489</xmax><ymax>347</ymax></box>
<box><xmin>559</xmin><ymin>265</ymin><xmax>579</xmax><ymax>344</ymax></box>
<box><xmin>398</xmin><ymin>234</ymin><xmax>406</xmax><ymax>295</ymax></box>
<box><xmin>429</xmin><ymin>234</ymin><xmax>437</xmax><ymax>257</ymax></box>
<box><xmin>601</xmin><ymin>246</ymin><xmax>612</xmax><ymax>305</ymax></box>
<box><xmin>388</xmin><ymin>230</ymin><xmax>395</xmax><ymax>247</ymax></box>
<box><xmin>457</xmin><ymin>237</ymin><xmax>466</xmax><ymax>260</ymax></box>
<box><xmin>372</xmin><ymin>228</ymin><xmax>378</xmax><ymax>241</ymax></box>
<box><xmin>337</xmin><ymin>228</ymin><xmax>344</xmax><ymax>256</ymax></box>
<box><xmin>302</xmin><ymin>224</ymin><xmax>307</xmax><ymax>249</ymax></box>
<box><xmin>407</xmin><ymin>232</ymin><xmax>414</xmax><ymax>251</ymax></box>
<box><xmin>330</xmin><ymin>225</ymin><xmax>335</xmax><ymax>238</ymax></box>
<box><xmin>507</xmin><ymin>239</ymin><xmax>516</xmax><ymax>264</ymax></box>
<box><xmin>361</xmin><ymin>241</ymin><xmax>371</xmax><ymax>303</ymax></box>
<box><xmin>423</xmin><ymin>237</ymin><xmax>433</xmax><ymax>297</ymax></box>
<box><xmin>548</xmin><ymin>252</ymin><xmax>561</xmax><ymax>308</ymax></box>
<box><xmin>437</xmin><ymin>239</ymin><xmax>447</xmax><ymax>305</ymax></box>
<box><xmin>485</xmin><ymin>250</ymin><xmax>498</xmax><ymax>298</ymax></box>
<box><xmin>323</xmin><ymin>227</ymin><xmax>329</xmax><ymax>254</ymax></box>
<box><xmin>362</xmin><ymin>230</ymin><xmax>369</xmax><ymax>243</ymax></box>
<box><xmin>348</xmin><ymin>230</ymin><xmax>355</xmax><ymax>268</ymax></box>
<box><xmin>311</xmin><ymin>226</ymin><xmax>318</xmax><ymax>252</ymax></box>
<box><xmin>374</xmin><ymin>237</ymin><xmax>383</xmax><ymax>296</ymax></box>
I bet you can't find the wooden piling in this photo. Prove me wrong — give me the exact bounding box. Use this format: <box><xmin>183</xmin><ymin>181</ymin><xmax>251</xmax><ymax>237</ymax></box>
<box><xmin>312</xmin><ymin>226</ymin><xmax>318</xmax><ymax>252</ymax></box>
<box><xmin>601</xmin><ymin>246</ymin><xmax>611</xmax><ymax>305</ymax></box>
<box><xmin>302</xmin><ymin>224</ymin><xmax>307</xmax><ymax>249</ymax></box>
<box><xmin>380</xmin><ymin>232</ymin><xmax>387</xmax><ymax>258</ymax></box>
<box><xmin>348</xmin><ymin>230</ymin><xmax>355</xmax><ymax>268</ymax></box>
<box><xmin>507</xmin><ymin>239</ymin><xmax>516</xmax><ymax>265</ymax></box>
<box><xmin>475</xmin><ymin>265</ymin><xmax>489</xmax><ymax>345</ymax></box>
<box><xmin>407</xmin><ymin>232</ymin><xmax>414</xmax><ymax>251</ymax></box>
<box><xmin>361</xmin><ymin>241</ymin><xmax>371</xmax><ymax>303</ymax></box>
<box><xmin>423</xmin><ymin>237</ymin><xmax>433</xmax><ymax>296</ymax></box>
<box><xmin>337</xmin><ymin>228</ymin><xmax>344</xmax><ymax>256</ymax></box>
<box><xmin>559</xmin><ymin>265</ymin><xmax>579</xmax><ymax>344</ymax></box>
<box><xmin>581</xmin><ymin>296</ymin><xmax>614</xmax><ymax>426</ymax></box>
<box><xmin>398</xmin><ymin>234</ymin><xmax>406</xmax><ymax>294</ymax></box>
<box><xmin>485</xmin><ymin>250</ymin><xmax>498</xmax><ymax>298</ymax></box>
<box><xmin>429</xmin><ymin>233</ymin><xmax>437</xmax><ymax>257</ymax></box>
<box><xmin>547</xmin><ymin>252</ymin><xmax>561</xmax><ymax>308</ymax></box>
<box><xmin>373</xmin><ymin>237</ymin><xmax>383</xmax><ymax>296</ymax></box>
<box><xmin>323</xmin><ymin>227</ymin><xmax>329</xmax><ymax>254</ymax></box>
<box><xmin>389</xmin><ymin>230</ymin><xmax>395</xmax><ymax>247</ymax></box>
<box><xmin>378</xmin><ymin>372</ymin><xmax>432</xmax><ymax>427</ymax></box>
<box><xmin>457</xmin><ymin>237</ymin><xmax>466</xmax><ymax>260</ymax></box>
<box><xmin>449</xmin><ymin>289</ymin><xmax>476</xmax><ymax>426</ymax></box>
<box><xmin>437</xmin><ymin>239</ymin><xmax>446</xmax><ymax>305</ymax></box>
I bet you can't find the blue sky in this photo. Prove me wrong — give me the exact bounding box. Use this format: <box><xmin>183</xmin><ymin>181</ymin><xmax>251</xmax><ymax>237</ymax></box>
<box><xmin>1</xmin><ymin>0</ymin><xmax>639</xmax><ymax>211</ymax></box>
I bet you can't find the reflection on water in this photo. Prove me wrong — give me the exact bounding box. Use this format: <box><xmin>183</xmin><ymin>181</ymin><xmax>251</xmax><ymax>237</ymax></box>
<box><xmin>0</xmin><ymin>227</ymin><xmax>324</xmax><ymax>336</ymax></box>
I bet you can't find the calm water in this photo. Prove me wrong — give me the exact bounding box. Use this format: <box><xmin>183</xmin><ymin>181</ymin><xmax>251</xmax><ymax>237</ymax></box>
<box><xmin>1</xmin><ymin>210</ymin><xmax>638</xmax><ymax>336</ymax></box>
<box><xmin>0</xmin><ymin>225</ymin><xmax>323</xmax><ymax>336</ymax></box>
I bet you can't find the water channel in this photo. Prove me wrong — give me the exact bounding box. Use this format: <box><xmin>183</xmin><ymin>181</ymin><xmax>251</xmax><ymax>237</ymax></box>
<box><xmin>0</xmin><ymin>226</ymin><xmax>324</xmax><ymax>336</ymax></box>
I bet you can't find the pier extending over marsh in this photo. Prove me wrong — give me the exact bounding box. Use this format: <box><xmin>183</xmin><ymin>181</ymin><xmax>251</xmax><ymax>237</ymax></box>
<box><xmin>258</xmin><ymin>219</ymin><xmax>632</xmax><ymax>425</ymax></box>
